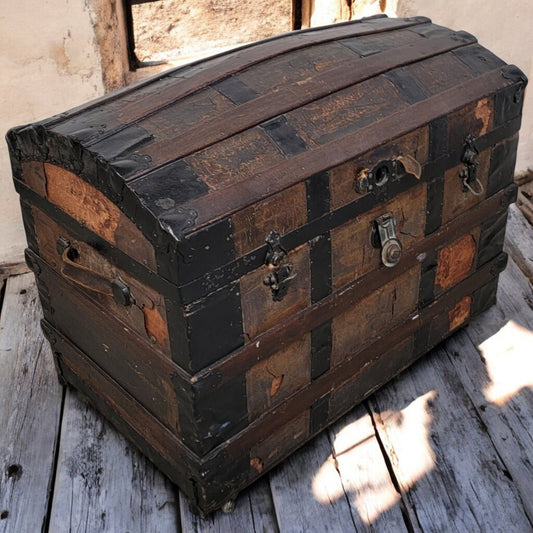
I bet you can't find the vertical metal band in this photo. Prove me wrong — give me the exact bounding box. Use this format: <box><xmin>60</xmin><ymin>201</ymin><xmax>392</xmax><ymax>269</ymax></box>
<box><xmin>261</xmin><ymin>115</ymin><xmax>308</xmax><ymax>157</ymax></box>
<box><xmin>418</xmin><ymin>251</ymin><xmax>438</xmax><ymax>309</ymax></box>
<box><xmin>186</xmin><ymin>280</ymin><xmax>244</xmax><ymax>372</ymax></box>
<box><xmin>311</xmin><ymin>320</ymin><xmax>332</xmax><ymax>381</ymax></box>
<box><xmin>310</xmin><ymin>394</ymin><xmax>331</xmax><ymax>435</ymax></box>
<box><xmin>213</xmin><ymin>76</ymin><xmax>259</xmax><ymax>105</ymax></box>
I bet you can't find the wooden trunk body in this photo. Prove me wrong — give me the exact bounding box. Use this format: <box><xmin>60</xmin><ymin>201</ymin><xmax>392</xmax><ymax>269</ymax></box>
<box><xmin>7</xmin><ymin>15</ymin><xmax>527</xmax><ymax>515</ymax></box>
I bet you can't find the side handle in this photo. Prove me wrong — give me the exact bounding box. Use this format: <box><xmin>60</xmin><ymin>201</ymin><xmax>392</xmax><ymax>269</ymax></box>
<box><xmin>57</xmin><ymin>238</ymin><xmax>134</xmax><ymax>306</ymax></box>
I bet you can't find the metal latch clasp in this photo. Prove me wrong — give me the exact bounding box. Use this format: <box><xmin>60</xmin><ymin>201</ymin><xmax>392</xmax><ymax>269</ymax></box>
<box><xmin>263</xmin><ymin>230</ymin><xmax>295</xmax><ymax>301</ymax></box>
<box><xmin>372</xmin><ymin>213</ymin><xmax>402</xmax><ymax>267</ymax></box>
<box><xmin>265</xmin><ymin>230</ymin><xmax>286</xmax><ymax>267</ymax></box>
<box><xmin>263</xmin><ymin>264</ymin><xmax>295</xmax><ymax>301</ymax></box>
<box><xmin>460</xmin><ymin>134</ymin><xmax>484</xmax><ymax>197</ymax></box>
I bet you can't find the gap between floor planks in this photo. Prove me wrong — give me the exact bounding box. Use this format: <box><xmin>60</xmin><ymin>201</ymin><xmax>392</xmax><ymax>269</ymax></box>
<box><xmin>0</xmin><ymin>215</ymin><xmax>532</xmax><ymax>532</ymax></box>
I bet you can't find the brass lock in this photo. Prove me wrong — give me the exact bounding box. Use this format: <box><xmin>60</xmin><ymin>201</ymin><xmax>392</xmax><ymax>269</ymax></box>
<box><xmin>371</xmin><ymin>213</ymin><xmax>402</xmax><ymax>267</ymax></box>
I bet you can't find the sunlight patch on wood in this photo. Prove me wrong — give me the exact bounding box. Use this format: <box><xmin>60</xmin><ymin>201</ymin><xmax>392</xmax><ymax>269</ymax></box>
<box><xmin>375</xmin><ymin>390</ymin><xmax>436</xmax><ymax>487</ymax></box>
<box><xmin>311</xmin><ymin>453</ymin><xmax>345</xmax><ymax>505</ymax></box>
<box><xmin>479</xmin><ymin>320</ymin><xmax>533</xmax><ymax>406</ymax></box>
<box><xmin>332</xmin><ymin>413</ymin><xmax>401</xmax><ymax>524</ymax></box>
<box><xmin>312</xmin><ymin>393</ymin><xmax>436</xmax><ymax>525</ymax></box>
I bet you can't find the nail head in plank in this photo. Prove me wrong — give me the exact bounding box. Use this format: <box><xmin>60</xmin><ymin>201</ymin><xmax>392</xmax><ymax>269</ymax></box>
<box><xmin>0</xmin><ymin>274</ymin><xmax>63</xmax><ymax>533</ymax></box>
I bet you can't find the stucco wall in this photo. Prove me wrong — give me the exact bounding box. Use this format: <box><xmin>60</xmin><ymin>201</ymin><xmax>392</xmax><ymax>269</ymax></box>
<box><xmin>0</xmin><ymin>1</ymin><xmax>131</xmax><ymax>268</ymax></box>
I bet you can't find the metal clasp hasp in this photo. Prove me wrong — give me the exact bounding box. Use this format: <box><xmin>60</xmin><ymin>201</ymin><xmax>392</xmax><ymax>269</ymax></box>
<box><xmin>372</xmin><ymin>213</ymin><xmax>402</xmax><ymax>268</ymax></box>
<box><xmin>460</xmin><ymin>134</ymin><xmax>484</xmax><ymax>197</ymax></box>
<box><xmin>263</xmin><ymin>230</ymin><xmax>295</xmax><ymax>301</ymax></box>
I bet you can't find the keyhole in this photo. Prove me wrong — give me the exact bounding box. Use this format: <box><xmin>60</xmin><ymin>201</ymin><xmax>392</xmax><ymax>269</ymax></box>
<box><xmin>375</xmin><ymin>164</ymin><xmax>390</xmax><ymax>186</ymax></box>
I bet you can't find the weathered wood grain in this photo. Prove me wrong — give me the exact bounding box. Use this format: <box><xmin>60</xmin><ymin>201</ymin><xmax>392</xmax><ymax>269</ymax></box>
<box><xmin>135</xmin><ymin>32</ymin><xmax>473</xmax><ymax>176</ymax></box>
<box><xmin>327</xmin><ymin>405</ymin><xmax>409</xmax><ymax>531</ymax></box>
<box><xmin>434</xmin><ymin>230</ymin><xmax>478</xmax><ymax>293</ymax></box>
<box><xmin>444</xmin><ymin>256</ymin><xmax>533</xmax><ymax>524</ymax></box>
<box><xmin>232</xmin><ymin>182</ymin><xmax>307</xmax><ymax>258</ymax></box>
<box><xmin>268</xmin><ymin>431</ymin><xmax>360</xmax><ymax>533</ymax></box>
<box><xmin>504</xmin><ymin>202</ymin><xmax>533</xmax><ymax>283</ymax></box>
<box><xmin>0</xmin><ymin>274</ymin><xmax>63</xmax><ymax>533</ymax></box>
<box><xmin>179</xmin><ymin>478</ymin><xmax>279</xmax><ymax>532</ymax></box>
<box><xmin>368</xmin><ymin>319</ymin><xmax>532</xmax><ymax>531</ymax></box>
<box><xmin>48</xmin><ymin>389</ymin><xmax>180</xmax><ymax>533</ymax></box>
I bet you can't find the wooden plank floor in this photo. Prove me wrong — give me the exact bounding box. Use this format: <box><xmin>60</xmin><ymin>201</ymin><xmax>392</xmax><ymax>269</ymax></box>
<box><xmin>1</xmin><ymin>203</ymin><xmax>532</xmax><ymax>533</ymax></box>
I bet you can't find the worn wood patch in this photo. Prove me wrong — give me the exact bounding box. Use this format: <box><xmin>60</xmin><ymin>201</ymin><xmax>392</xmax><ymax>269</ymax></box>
<box><xmin>448</xmin><ymin>295</ymin><xmax>472</xmax><ymax>331</ymax></box>
<box><xmin>186</xmin><ymin>128</ymin><xmax>286</xmax><ymax>191</ymax></box>
<box><xmin>43</xmin><ymin>163</ymin><xmax>156</xmax><ymax>271</ymax></box>
<box><xmin>246</xmin><ymin>333</ymin><xmax>311</xmax><ymax>421</ymax></box>
<box><xmin>288</xmin><ymin>76</ymin><xmax>407</xmax><ymax>148</ymax></box>
<box><xmin>331</xmin><ymin>266</ymin><xmax>420</xmax><ymax>366</ymax></box>
<box><xmin>331</xmin><ymin>183</ymin><xmax>426</xmax><ymax>290</ymax></box>
<box><xmin>32</xmin><ymin>206</ymin><xmax>170</xmax><ymax>355</ymax></box>
<box><xmin>240</xmin><ymin>243</ymin><xmax>310</xmax><ymax>340</ymax></box>
<box><xmin>435</xmin><ymin>231</ymin><xmax>478</xmax><ymax>292</ymax></box>
<box><xmin>232</xmin><ymin>182</ymin><xmax>307</xmax><ymax>257</ymax></box>
<box><xmin>329</xmin><ymin>128</ymin><xmax>429</xmax><ymax>211</ymax></box>
<box><xmin>48</xmin><ymin>390</ymin><xmax>180</xmax><ymax>533</ymax></box>
<box><xmin>237</xmin><ymin>41</ymin><xmax>357</xmax><ymax>94</ymax></box>
<box><xmin>0</xmin><ymin>274</ymin><xmax>63</xmax><ymax>533</ymax></box>
<box><xmin>447</xmin><ymin>97</ymin><xmax>494</xmax><ymax>153</ymax></box>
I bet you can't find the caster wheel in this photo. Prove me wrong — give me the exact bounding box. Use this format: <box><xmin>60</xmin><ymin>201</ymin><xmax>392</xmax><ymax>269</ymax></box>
<box><xmin>221</xmin><ymin>499</ymin><xmax>236</xmax><ymax>514</ymax></box>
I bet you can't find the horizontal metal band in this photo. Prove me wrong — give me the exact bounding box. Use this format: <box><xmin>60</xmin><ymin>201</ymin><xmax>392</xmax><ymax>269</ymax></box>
<box><xmin>193</xmin><ymin>185</ymin><xmax>514</xmax><ymax>388</ymax></box>
<box><xmin>185</xmin><ymin>67</ymin><xmax>517</xmax><ymax>231</ymax></box>
<box><xmin>48</xmin><ymin>17</ymin><xmax>429</xmax><ymax>142</ymax></box>
<box><xmin>179</xmin><ymin>118</ymin><xmax>520</xmax><ymax>303</ymax></box>
<box><xmin>125</xmin><ymin>30</ymin><xmax>475</xmax><ymax>183</ymax></box>
<box><xmin>200</xmin><ymin>251</ymin><xmax>508</xmax><ymax>468</ymax></box>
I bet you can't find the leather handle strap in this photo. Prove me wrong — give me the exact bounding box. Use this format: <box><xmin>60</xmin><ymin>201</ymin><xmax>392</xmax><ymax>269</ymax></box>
<box><xmin>58</xmin><ymin>241</ymin><xmax>134</xmax><ymax>306</ymax></box>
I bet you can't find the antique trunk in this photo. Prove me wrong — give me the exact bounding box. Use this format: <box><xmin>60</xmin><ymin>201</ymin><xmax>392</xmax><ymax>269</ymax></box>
<box><xmin>7</xmin><ymin>15</ymin><xmax>527</xmax><ymax>515</ymax></box>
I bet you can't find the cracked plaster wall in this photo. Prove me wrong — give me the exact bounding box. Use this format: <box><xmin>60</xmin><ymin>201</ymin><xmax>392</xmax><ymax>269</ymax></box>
<box><xmin>0</xmin><ymin>1</ymin><xmax>128</xmax><ymax>267</ymax></box>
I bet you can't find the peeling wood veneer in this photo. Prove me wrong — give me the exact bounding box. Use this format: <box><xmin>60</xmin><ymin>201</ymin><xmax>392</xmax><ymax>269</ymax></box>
<box><xmin>43</xmin><ymin>163</ymin><xmax>157</xmax><ymax>271</ymax></box>
<box><xmin>448</xmin><ymin>295</ymin><xmax>472</xmax><ymax>330</ymax></box>
<box><xmin>435</xmin><ymin>233</ymin><xmax>477</xmax><ymax>290</ymax></box>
